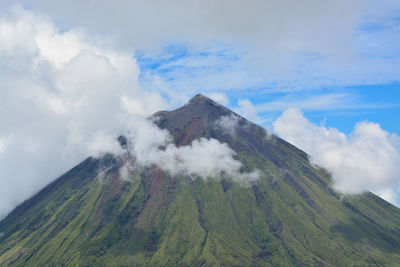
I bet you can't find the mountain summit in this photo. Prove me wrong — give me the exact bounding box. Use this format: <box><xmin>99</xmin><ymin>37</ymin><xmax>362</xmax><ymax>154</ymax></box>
<box><xmin>1</xmin><ymin>95</ymin><xmax>400</xmax><ymax>266</ymax></box>
<box><xmin>153</xmin><ymin>93</ymin><xmax>234</xmax><ymax>143</ymax></box>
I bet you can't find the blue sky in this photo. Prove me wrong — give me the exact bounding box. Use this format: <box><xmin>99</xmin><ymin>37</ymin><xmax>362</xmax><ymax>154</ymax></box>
<box><xmin>127</xmin><ymin>2</ymin><xmax>400</xmax><ymax>134</ymax></box>
<box><xmin>136</xmin><ymin>43</ymin><xmax>400</xmax><ymax>135</ymax></box>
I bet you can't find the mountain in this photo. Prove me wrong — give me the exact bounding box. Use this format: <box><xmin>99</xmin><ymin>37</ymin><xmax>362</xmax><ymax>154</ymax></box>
<box><xmin>1</xmin><ymin>94</ymin><xmax>400</xmax><ymax>266</ymax></box>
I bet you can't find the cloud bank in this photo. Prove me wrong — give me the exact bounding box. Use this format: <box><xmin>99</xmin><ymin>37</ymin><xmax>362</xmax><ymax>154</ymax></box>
<box><xmin>25</xmin><ymin>0</ymin><xmax>398</xmax><ymax>92</ymax></box>
<box><xmin>0</xmin><ymin>8</ymin><xmax>254</xmax><ymax>219</ymax></box>
<box><xmin>22</xmin><ymin>0</ymin><xmax>365</xmax><ymax>57</ymax></box>
<box><xmin>0</xmin><ymin>6</ymin><xmax>160</xmax><ymax>218</ymax></box>
<box><xmin>274</xmin><ymin>108</ymin><xmax>400</xmax><ymax>204</ymax></box>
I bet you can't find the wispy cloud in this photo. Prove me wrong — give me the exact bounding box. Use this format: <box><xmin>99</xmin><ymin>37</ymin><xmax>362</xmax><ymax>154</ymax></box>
<box><xmin>137</xmin><ymin>45</ymin><xmax>263</xmax><ymax>96</ymax></box>
<box><xmin>254</xmin><ymin>93</ymin><xmax>399</xmax><ymax>113</ymax></box>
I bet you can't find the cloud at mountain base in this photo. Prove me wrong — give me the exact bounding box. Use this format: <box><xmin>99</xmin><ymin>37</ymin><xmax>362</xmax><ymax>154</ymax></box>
<box><xmin>274</xmin><ymin>108</ymin><xmax>400</xmax><ymax>204</ymax></box>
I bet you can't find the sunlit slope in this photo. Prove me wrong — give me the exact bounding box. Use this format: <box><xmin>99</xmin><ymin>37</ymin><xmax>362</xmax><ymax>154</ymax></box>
<box><xmin>1</xmin><ymin>94</ymin><xmax>400</xmax><ymax>266</ymax></box>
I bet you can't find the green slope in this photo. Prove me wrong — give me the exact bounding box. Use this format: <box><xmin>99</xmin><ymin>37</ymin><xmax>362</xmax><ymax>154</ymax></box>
<box><xmin>1</xmin><ymin>94</ymin><xmax>400</xmax><ymax>266</ymax></box>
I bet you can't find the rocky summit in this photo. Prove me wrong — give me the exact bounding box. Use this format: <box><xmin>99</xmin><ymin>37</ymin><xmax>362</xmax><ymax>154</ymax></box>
<box><xmin>1</xmin><ymin>94</ymin><xmax>400</xmax><ymax>266</ymax></box>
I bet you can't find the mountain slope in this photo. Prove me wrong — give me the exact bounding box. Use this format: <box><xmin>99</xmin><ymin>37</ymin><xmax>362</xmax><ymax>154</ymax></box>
<box><xmin>1</xmin><ymin>94</ymin><xmax>400</xmax><ymax>266</ymax></box>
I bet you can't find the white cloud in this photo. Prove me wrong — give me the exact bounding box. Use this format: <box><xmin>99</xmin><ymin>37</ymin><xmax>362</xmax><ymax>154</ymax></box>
<box><xmin>120</xmin><ymin>116</ymin><xmax>258</xmax><ymax>183</ymax></box>
<box><xmin>0</xmin><ymin>7</ymin><xmax>157</xmax><ymax>218</ymax></box>
<box><xmin>22</xmin><ymin>0</ymin><xmax>364</xmax><ymax>56</ymax></box>
<box><xmin>206</xmin><ymin>92</ymin><xmax>230</xmax><ymax>106</ymax></box>
<box><xmin>273</xmin><ymin>108</ymin><xmax>400</xmax><ymax>204</ymax></box>
<box><xmin>0</xmin><ymin>7</ymin><xmax>162</xmax><ymax>218</ymax></box>
<box><xmin>216</xmin><ymin>112</ymin><xmax>272</xmax><ymax>140</ymax></box>
<box><xmin>216</xmin><ymin>114</ymin><xmax>241</xmax><ymax>135</ymax></box>
<box><xmin>0</xmin><ymin>137</ymin><xmax>8</xmax><ymax>154</ymax></box>
<box><xmin>121</xmin><ymin>92</ymin><xmax>167</xmax><ymax>116</ymax></box>
<box><xmin>255</xmin><ymin>93</ymin><xmax>355</xmax><ymax>112</ymax></box>
<box><xmin>234</xmin><ymin>99</ymin><xmax>261</xmax><ymax>123</ymax></box>
<box><xmin>13</xmin><ymin>0</ymin><xmax>398</xmax><ymax>92</ymax></box>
